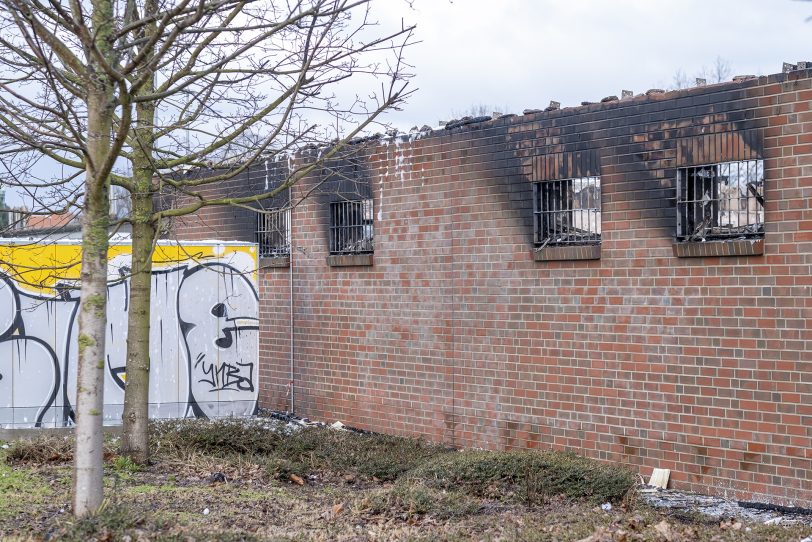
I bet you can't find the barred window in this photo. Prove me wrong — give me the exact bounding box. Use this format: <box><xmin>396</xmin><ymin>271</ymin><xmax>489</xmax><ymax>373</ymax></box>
<box><xmin>329</xmin><ymin>199</ymin><xmax>373</xmax><ymax>255</ymax></box>
<box><xmin>676</xmin><ymin>160</ymin><xmax>764</xmax><ymax>242</ymax></box>
<box><xmin>256</xmin><ymin>208</ymin><xmax>291</xmax><ymax>257</ymax></box>
<box><xmin>532</xmin><ymin>177</ymin><xmax>601</xmax><ymax>248</ymax></box>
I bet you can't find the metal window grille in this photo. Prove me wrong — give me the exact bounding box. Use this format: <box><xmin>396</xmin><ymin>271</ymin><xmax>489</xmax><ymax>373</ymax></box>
<box><xmin>256</xmin><ymin>208</ymin><xmax>291</xmax><ymax>257</ymax></box>
<box><xmin>676</xmin><ymin>159</ymin><xmax>764</xmax><ymax>242</ymax></box>
<box><xmin>532</xmin><ymin>177</ymin><xmax>601</xmax><ymax>247</ymax></box>
<box><xmin>329</xmin><ymin>199</ymin><xmax>373</xmax><ymax>255</ymax></box>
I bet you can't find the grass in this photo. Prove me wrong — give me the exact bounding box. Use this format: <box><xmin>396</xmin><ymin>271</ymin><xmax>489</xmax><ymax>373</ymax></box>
<box><xmin>364</xmin><ymin>481</ymin><xmax>482</xmax><ymax>519</ymax></box>
<box><xmin>0</xmin><ymin>418</ymin><xmax>809</xmax><ymax>541</ymax></box>
<box><xmin>0</xmin><ymin>450</ymin><xmax>53</xmax><ymax>523</ymax></box>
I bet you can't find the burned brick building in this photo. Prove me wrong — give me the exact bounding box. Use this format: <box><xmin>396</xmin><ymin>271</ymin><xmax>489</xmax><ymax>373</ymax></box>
<box><xmin>172</xmin><ymin>66</ymin><xmax>812</xmax><ymax>506</ymax></box>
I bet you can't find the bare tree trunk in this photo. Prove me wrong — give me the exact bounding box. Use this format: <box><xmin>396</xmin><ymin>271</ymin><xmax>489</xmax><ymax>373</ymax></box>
<box><xmin>72</xmin><ymin>91</ymin><xmax>113</xmax><ymax>517</ymax></box>
<box><xmin>72</xmin><ymin>0</ymin><xmax>116</xmax><ymax>516</ymax></box>
<box><xmin>120</xmin><ymin>188</ymin><xmax>155</xmax><ymax>464</ymax></box>
<box><xmin>120</xmin><ymin>1</ymin><xmax>157</xmax><ymax>461</ymax></box>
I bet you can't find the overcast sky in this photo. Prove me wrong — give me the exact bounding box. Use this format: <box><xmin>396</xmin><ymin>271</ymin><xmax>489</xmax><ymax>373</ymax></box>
<box><xmin>2</xmin><ymin>0</ymin><xmax>810</xmax><ymax>209</ymax></box>
<box><xmin>377</xmin><ymin>0</ymin><xmax>812</xmax><ymax>129</ymax></box>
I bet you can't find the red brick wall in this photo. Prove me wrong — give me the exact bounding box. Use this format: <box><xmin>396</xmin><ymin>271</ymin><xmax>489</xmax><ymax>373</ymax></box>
<box><xmin>174</xmin><ymin>70</ymin><xmax>812</xmax><ymax>506</ymax></box>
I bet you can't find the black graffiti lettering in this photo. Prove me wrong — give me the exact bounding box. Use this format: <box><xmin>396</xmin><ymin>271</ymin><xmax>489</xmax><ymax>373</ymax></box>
<box><xmin>198</xmin><ymin>360</ymin><xmax>254</xmax><ymax>392</ymax></box>
<box><xmin>227</xmin><ymin>362</ymin><xmax>254</xmax><ymax>391</ymax></box>
<box><xmin>1</xmin><ymin>260</ymin><xmax>260</xmax><ymax>427</ymax></box>
<box><xmin>211</xmin><ymin>303</ymin><xmax>226</xmax><ymax>318</ymax></box>
<box><xmin>215</xmin><ymin>328</ymin><xmax>233</xmax><ymax>349</ymax></box>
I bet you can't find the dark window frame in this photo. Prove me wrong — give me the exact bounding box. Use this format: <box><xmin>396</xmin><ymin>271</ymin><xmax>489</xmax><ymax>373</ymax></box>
<box><xmin>675</xmin><ymin>159</ymin><xmax>764</xmax><ymax>243</ymax></box>
<box><xmin>532</xmin><ymin>176</ymin><xmax>601</xmax><ymax>248</ymax></box>
<box><xmin>256</xmin><ymin>207</ymin><xmax>291</xmax><ymax>258</ymax></box>
<box><xmin>329</xmin><ymin>198</ymin><xmax>374</xmax><ymax>255</ymax></box>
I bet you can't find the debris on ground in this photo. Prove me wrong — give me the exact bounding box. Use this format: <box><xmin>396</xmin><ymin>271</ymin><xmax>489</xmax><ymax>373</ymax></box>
<box><xmin>641</xmin><ymin>486</ymin><xmax>812</xmax><ymax>526</ymax></box>
<box><xmin>207</xmin><ymin>471</ymin><xmax>226</xmax><ymax>484</ymax></box>
<box><xmin>648</xmin><ymin>467</ymin><xmax>670</xmax><ymax>489</ymax></box>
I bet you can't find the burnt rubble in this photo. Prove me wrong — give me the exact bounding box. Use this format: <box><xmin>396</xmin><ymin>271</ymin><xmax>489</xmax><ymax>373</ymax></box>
<box><xmin>444</xmin><ymin>115</ymin><xmax>492</xmax><ymax>130</ymax></box>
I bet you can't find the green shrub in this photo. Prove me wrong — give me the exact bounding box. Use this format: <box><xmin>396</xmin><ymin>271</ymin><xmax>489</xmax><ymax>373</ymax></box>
<box><xmin>150</xmin><ymin>418</ymin><xmax>283</xmax><ymax>457</ymax></box>
<box><xmin>110</xmin><ymin>455</ymin><xmax>142</xmax><ymax>473</ymax></box>
<box><xmin>406</xmin><ymin>449</ymin><xmax>635</xmax><ymax>504</ymax></box>
<box><xmin>278</xmin><ymin>427</ymin><xmax>449</xmax><ymax>481</ymax></box>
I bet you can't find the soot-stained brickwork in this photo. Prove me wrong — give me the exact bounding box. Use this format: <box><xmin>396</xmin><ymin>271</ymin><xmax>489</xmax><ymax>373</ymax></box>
<box><xmin>172</xmin><ymin>69</ymin><xmax>812</xmax><ymax>506</ymax></box>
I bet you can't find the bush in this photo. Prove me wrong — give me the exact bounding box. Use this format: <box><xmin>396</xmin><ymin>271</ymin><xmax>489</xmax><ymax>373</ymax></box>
<box><xmin>5</xmin><ymin>435</ymin><xmax>75</xmax><ymax>464</ymax></box>
<box><xmin>150</xmin><ymin>418</ymin><xmax>284</xmax><ymax>457</ymax></box>
<box><xmin>277</xmin><ymin>427</ymin><xmax>449</xmax><ymax>481</ymax></box>
<box><xmin>5</xmin><ymin>433</ymin><xmax>126</xmax><ymax>466</ymax></box>
<box><xmin>149</xmin><ymin>419</ymin><xmax>448</xmax><ymax>481</ymax></box>
<box><xmin>406</xmin><ymin>449</ymin><xmax>635</xmax><ymax>504</ymax></box>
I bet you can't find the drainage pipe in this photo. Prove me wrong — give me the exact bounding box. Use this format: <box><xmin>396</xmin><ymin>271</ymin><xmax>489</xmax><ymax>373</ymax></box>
<box><xmin>289</xmin><ymin>206</ymin><xmax>295</xmax><ymax>414</ymax></box>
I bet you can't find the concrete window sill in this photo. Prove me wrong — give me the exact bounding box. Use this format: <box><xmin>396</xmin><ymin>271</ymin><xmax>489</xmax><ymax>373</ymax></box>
<box><xmin>533</xmin><ymin>244</ymin><xmax>601</xmax><ymax>262</ymax></box>
<box><xmin>672</xmin><ymin>238</ymin><xmax>764</xmax><ymax>258</ymax></box>
<box><xmin>326</xmin><ymin>253</ymin><xmax>373</xmax><ymax>267</ymax></box>
<box><xmin>259</xmin><ymin>255</ymin><xmax>290</xmax><ymax>268</ymax></box>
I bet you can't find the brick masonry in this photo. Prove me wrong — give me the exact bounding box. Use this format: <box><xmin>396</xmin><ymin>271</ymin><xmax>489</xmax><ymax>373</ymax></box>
<box><xmin>172</xmin><ymin>69</ymin><xmax>812</xmax><ymax>506</ymax></box>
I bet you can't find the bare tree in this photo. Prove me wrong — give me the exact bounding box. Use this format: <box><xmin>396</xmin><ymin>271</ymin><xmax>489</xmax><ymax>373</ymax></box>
<box><xmin>0</xmin><ymin>0</ymin><xmax>134</xmax><ymax>516</ymax></box>
<box><xmin>671</xmin><ymin>68</ymin><xmax>690</xmax><ymax>90</ymax></box>
<box><xmin>0</xmin><ymin>0</ymin><xmax>412</xmax><ymax>515</ymax></box>
<box><xmin>450</xmin><ymin>103</ymin><xmax>509</xmax><ymax>120</ymax></box>
<box><xmin>671</xmin><ymin>57</ymin><xmax>733</xmax><ymax>90</ymax></box>
<box><xmin>109</xmin><ymin>0</ymin><xmax>413</xmax><ymax>464</ymax></box>
<box><xmin>699</xmin><ymin>56</ymin><xmax>732</xmax><ymax>84</ymax></box>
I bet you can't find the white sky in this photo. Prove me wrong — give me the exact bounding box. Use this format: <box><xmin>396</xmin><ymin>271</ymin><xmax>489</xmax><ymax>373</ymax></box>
<box><xmin>3</xmin><ymin>0</ymin><xmax>810</xmax><ymax>208</ymax></box>
<box><xmin>376</xmin><ymin>0</ymin><xmax>812</xmax><ymax>129</ymax></box>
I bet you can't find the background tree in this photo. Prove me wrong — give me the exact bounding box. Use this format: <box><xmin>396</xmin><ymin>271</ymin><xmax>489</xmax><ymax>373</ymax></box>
<box><xmin>703</xmin><ymin>56</ymin><xmax>733</xmax><ymax>84</ymax></box>
<box><xmin>450</xmin><ymin>103</ymin><xmax>510</xmax><ymax>120</ymax></box>
<box><xmin>671</xmin><ymin>56</ymin><xmax>733</xmax><ymax>89</ymax></box>
<box><xmin>0</xmin><ymin>189</ymin><xmax>8</xmax><ymax>230</ymax></box>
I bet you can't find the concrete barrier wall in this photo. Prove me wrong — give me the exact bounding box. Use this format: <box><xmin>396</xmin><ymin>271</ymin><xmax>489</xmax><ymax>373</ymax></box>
<box><xmin>0</xmin><ymin>240</ymin><xmax>259</xmax><ymax>427</ymax></box>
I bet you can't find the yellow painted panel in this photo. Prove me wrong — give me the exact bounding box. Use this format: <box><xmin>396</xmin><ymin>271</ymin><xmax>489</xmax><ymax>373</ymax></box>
<box><xmin>0</xmin><ymin>242</ymin><xmax>257</xmax><ymax>296</ymax></box>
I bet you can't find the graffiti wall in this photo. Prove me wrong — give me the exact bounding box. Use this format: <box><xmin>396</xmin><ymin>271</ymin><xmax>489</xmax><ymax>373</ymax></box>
<box><xmin>0</xmin><ymin>241</ymin><xmax>259</xmax><ymax>428</ymax></box>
